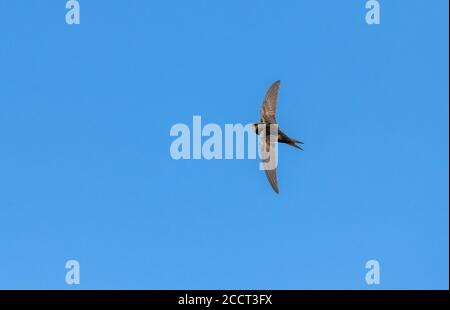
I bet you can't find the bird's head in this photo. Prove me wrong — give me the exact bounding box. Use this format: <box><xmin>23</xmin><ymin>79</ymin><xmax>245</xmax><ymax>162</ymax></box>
<box><xmin>251</xmin><ymin>123</ymin><xmax>260</xmax><ymax>134</ymax></box>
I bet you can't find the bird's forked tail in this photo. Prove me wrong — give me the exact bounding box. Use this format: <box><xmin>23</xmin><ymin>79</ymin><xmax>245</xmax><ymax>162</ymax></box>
<box><xmin>288</xmin><ymin>138</ymin><xmax>304</xmax><ymax>150</ymax></box>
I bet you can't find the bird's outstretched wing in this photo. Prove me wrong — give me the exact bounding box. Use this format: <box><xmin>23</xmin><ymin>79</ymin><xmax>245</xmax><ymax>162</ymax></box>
<box><xmin>260</xmin><ymin>80</ymin><xmax>281</xmax><ymax>124</ymax></box>
<box><xmin>259</xmin><ymin>128</ymin><xmax>279</xmax><ymax>194</ymax></box>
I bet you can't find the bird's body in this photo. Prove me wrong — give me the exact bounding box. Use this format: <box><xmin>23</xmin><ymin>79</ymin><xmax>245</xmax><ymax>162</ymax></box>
<box><xmin>253</xmin><ymin>125</ymin><xmax>303</xmax><ymax>150</ymax></box>
<box><xmin>252</xmin><ymin>80</ymin><xmax>303</xmax><ymax>193</ymax></box>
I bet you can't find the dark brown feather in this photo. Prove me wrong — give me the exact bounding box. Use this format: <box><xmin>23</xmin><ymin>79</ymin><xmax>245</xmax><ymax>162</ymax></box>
<box><xmin>258</xmin><ymin>126</ymin><xmax>279</xmax><ymax>194</ymax></box>
<box><xmin>260</xmin><ymin>80</ymin><xmax>280</xmax><ymax>124</ymax></box>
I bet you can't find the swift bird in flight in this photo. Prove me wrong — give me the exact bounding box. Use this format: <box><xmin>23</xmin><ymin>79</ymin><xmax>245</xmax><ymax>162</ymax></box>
<box><xmin>252</xmin><ymin>80</ymin><xmax>303</xmax><ymax>194</ymax></box>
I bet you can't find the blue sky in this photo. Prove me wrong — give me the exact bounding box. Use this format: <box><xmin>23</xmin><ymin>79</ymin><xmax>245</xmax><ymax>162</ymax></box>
<box><xmin>0</xmin><ymin>0</ymin><xmax>448</xmax><ymax>289</ymax></box>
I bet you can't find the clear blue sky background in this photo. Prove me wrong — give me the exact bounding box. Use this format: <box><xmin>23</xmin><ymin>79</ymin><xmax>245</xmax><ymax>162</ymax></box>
<box><xmin>0</xmin><ymin>1</ymin><xmax>448</xmax><ymax>289</ymax></box>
